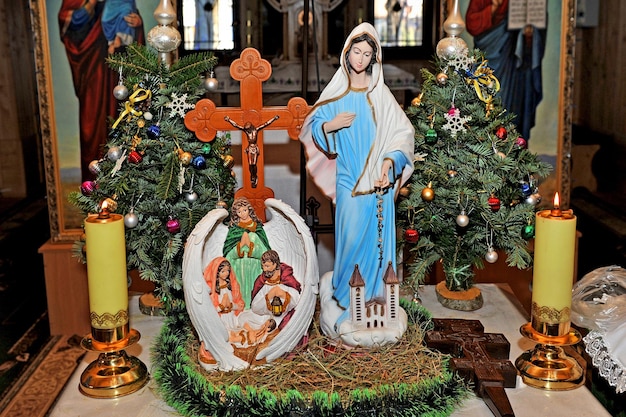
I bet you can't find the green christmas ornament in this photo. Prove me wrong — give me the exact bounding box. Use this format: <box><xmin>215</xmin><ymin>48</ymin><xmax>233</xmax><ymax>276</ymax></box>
<box><xmin>201</xmin><ymin>143</ymin><xmax>212</xmax><ymax>154</ymax></box>
<box><xmin>425</xmin><ymin>128</ymin><xmax>438</xmax><ymax>145</ymax></box>
<box><xmin>521</xmin><ymin>224</ymin><xmax>535</xmax><ymax>240</ymax></box>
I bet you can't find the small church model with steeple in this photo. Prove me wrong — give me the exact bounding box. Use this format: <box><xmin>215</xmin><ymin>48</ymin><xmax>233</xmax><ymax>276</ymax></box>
<box><xmin>321</xmin><ymin>261</ymin><xmax>408</xmax><ymax>347</ymax></box>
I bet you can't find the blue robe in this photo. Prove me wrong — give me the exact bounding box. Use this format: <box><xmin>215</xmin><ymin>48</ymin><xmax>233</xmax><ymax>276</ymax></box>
<box><xmin>474</xmin><ymin>20</ymin><xmax>546</xmax><ymax>140</ymax></box>
<box><xmin>101</xmin><ymin>0</ymin><xmax>137</xmax><ymax>45</ymax></box>
<box><xmin>309</xmin><ymin>89</ymin><xmax>410</xmax><ymax>319</ymax></box>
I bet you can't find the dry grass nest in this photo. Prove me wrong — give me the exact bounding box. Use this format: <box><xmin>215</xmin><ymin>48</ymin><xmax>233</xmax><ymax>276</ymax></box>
<box><xmin>188</xmin><ymin>312</ymin><xmax>450</xmax><ymax>402</ymax></box>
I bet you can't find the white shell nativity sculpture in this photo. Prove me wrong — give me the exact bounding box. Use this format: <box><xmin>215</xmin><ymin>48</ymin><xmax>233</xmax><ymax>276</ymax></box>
<box><xmin>182</xmin><ymin>197</ymin><xmax>319</xmax><ymax>370</ymax></box>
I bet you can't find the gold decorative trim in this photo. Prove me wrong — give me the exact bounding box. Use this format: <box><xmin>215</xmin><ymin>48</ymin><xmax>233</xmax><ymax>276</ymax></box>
<box><xmin>531</xmin><ymin>302</ymin><xmax>571</xmax><ymax>324</ymax></box>
<box><xmin>90</xmin><ymin>309</ymin><xmax>129</xmax><ymax>328</ymax></box>
<box><xmin>558</xmin><ymin>0</ymin><xmax>576</xmax><ymax>208</ymax></box>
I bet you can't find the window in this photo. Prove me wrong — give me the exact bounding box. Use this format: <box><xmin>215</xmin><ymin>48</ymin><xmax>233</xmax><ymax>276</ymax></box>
<box><xmin>180</xmin><ymin>0</ymin><xmax>236</xmax><ymax>51</ymax></box>
<box><xmin>371</xmin><ymin>0</ymin><xmax>437</xmax><ymax>59</ymax></box>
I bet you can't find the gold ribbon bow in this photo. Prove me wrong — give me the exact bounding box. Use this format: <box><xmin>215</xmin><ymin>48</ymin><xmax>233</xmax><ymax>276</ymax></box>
<box><xmin>112</xmin><ymin>88</ymin><xmax>152</xmax><ymax>129</ymax></box>
<box><xmin>466</xmin><ymin>60</ymin><xmax>500</xmax><ymax>116</ymax></box>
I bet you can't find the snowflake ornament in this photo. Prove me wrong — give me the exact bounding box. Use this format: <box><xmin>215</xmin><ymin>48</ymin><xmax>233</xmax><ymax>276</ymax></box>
<box><xmin>166</xmin><ymin>93</ymin><xmax>195</xmax><ymax>118</ymax></box>
<box><xmin>443</xmin><ymin>48</ymin><xmax>475</xmax><ymax>73</ymax></box>
<box><xmin>443</xmin><ymin>107</ymin><xmax>471</xmax><ymax>138</ymax></box>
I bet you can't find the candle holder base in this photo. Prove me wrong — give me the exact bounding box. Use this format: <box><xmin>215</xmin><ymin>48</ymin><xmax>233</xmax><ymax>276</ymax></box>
<box><xmin>515</xmin><ymin>323</ymin><xmax>585</xmax><ymax>391</ymax></box>
<box><xmin>79</xmin><ymin>329</ymin><xmax>149</xmax><ymax>398</ymax></box>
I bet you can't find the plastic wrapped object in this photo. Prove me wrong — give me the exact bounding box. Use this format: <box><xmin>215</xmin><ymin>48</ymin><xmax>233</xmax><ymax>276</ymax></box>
<box><xmin>571</xmin><ymin>265</ymin><xmax>626</xmax><ymax>393</ymax></box>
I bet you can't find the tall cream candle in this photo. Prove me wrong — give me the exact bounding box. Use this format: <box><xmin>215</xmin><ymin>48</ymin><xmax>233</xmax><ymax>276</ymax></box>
<box><xmin>531</xmin><ymin>193</ymin><xmax>577</xmax><ymax>336</ymax></box>
<box><xmin>84</xmin><ymin>206</ymin><xmax>129</xmax><ymax>339</ymax></box>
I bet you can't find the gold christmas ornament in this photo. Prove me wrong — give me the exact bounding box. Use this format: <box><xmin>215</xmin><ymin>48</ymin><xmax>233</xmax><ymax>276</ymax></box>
<box><xmin>421</xmin><ymin>183</ymin><xmax>435</xmax><ymax>201</ymax></box>
<box><xmin>399</xmin><ymin>186</ymin><xmax>411</xmax><ymax>197</ymax></box>
<box><xmin>179</xmin><ymin>151</ymin><xmax>193</xmax><ymax>165</ymax></box>
<box><xmin>411</xmin><ymin>92</ymin><xmax>424</xmax><ymax>107</ymax></box>
<box><xmin>222</xmin><ymin>155</ymin><xmax>235</xmax><ymax>169</ymax></box>
<box><xmin>103</xmin><ymin>197</ymin><xmax>118</xmax><ymax>212</ymax></box>
<box><xmin>436</xmin><ymin>73</ymin><xmax>448</xmax><ymax>85</ymax></box>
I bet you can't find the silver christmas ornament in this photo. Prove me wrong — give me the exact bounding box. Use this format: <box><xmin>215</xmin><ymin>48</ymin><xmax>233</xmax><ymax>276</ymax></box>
<box><xmin>456</xmin><ymin>210</ymin><xmax>469</xmax><ymax>227</ymax></box>
<box><xmin>147</xmin><ymin>25</ymin><xmax>181</xmax><ymax>53</ymax></box>
<box><xmin>107</xmin><ymin>146</ymin><xmax>122</xmax><ymax>161</ymax></box>
<box><xmin>88</xmin><ymin>160</ymin><xmax>101</xmax><ymax>175</ymax></box>
<box><xmin>532</xmin><ymin>193</ymin><xmax>542</xmax><ymax>204</ymax></box>
<box><xmin>525</xmin><ymin>194</ymin><xmax>539</xmax><ymax>206</ymax></box>
<box><xmin>124</xmin><ymin>211</ymin><xmax>139</xmax><ymax>228</ymax></box>
<box><xmin>143</xmin><ymin>111</ymin><xmax>153</xmax><ymax>121</ymax></box>
<box><xmin>436</xmin><ymin>0</ymin><xmax>468</xmax><ymax>59</ymax></box>
<box><xmin>485</xmin><ymin>248</ymin><xmax>499</xmax><ymax>263</ymax></box>
<box><xmin>147</xmin><ymin>0</ymin><xmax>181</xmax><ymax>58</ymax></box>
<box><xmin>204</xmin><ymin>73</ymin><xmax>219</xmax><ymax>91</ymax></box>
<box><xmin>184</xmin><ymin>191</ymin><xmax>198</xmax><ymax>203</ymax></box>
<box><xmin>113</xmin><ymin>84</ymin><xmax>129</xmax><ymax>100</ymax></box>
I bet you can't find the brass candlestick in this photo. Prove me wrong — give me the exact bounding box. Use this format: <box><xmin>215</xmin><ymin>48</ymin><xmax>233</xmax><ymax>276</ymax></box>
<box><xmin>515</xmin><ymin>303</ymin><xmax>585</xmax><ymax>390</ymax></box>
<box><xmin>516</xmin><ymin>195</ymin><xmax>584</xmax><ymax>390</ymax></box>
<box><xmin>80</xmin><ymin>209</ymin><xmax>149</xmax><ymax>398</ymax></box>
<box><xmin>79</xmin><ymin>323</ymin><xmax>149</xmax><ymax>398</ymax></box>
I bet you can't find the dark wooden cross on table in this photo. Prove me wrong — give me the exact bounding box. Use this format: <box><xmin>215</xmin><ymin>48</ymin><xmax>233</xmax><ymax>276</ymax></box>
<box><xmin>184</xmin><ymin>48</ymin><xmax>310</xmax><ymax>221</ymax></box>
<box><xmin>425</xmin><ymin>318</ymin><xmax>518</xmax><ymax>417</ymax></box>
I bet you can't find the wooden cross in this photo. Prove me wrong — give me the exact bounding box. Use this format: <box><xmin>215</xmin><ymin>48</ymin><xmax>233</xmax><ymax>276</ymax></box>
<box><xmin>185</xmin><ymin>48</ymin><xmax>310</xmax><ymax>221</ymax></box>
<box><xmin>424</xmin><ymin>318</ymin><xmax>517</xmax><ymax>417</ymax></box>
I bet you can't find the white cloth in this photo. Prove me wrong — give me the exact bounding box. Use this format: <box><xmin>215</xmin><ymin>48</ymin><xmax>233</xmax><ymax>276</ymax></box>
<box><xmin>572</xmin><ymin>265</ymin><xmax>626</xmax><ymax>393</ymax></box>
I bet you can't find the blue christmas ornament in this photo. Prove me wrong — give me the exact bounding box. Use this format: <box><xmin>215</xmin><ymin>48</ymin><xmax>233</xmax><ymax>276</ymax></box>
<box><xmin>192</xmin><ymin>155</ymin><xmax>207</xmax><ymax>169</ymax></box>
<box><xmin>108</xmin><ymin>128</ymin><xmax>122</xmax><ymax>141</ymax></box>
<box><xmin>520</xmin><ymin>182</ymin><xmax>532</xmax><ymax>197</ymax></box>
<box><xmin>147</xmin><ymin>124</ymin><xmax>161</xmax><ymax>139</ymax></box>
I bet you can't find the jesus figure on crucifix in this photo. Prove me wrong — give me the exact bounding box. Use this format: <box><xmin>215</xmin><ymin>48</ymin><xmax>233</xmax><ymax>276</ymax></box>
<box><xmin>225</xmin><ymin>115</ymin><xmax>279</xmax><ymax>188</ymax></box>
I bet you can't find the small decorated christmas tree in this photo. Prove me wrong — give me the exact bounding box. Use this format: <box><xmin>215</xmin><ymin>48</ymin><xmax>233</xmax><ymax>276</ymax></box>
<box><xmin>398</xmin><ymin>11</ymin><xmax>551</xmax><ymax>303</ymax></box>
<box><xmin>69</xmin><ymin>44</ymin><xmax>236</xmax><ymax>315</ymax></box>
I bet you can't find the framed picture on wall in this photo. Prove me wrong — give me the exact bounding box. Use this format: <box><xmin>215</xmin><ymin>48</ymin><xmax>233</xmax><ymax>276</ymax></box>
<box><xmin>30</xmin><ymin>0</ymin><xmax>159</xmax><ymax>241</ymax></box>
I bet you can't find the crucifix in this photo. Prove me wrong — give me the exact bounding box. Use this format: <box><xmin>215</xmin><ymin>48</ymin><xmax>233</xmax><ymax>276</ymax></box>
<box><xmin>185</xmin><ymin>48</ymin><xmax>310</xmax><ymax>220</ymax></box>
<box><xmin>425</xmin><ymin>318</ymin><xmax>517</xmax><ymax>417</ymax></box>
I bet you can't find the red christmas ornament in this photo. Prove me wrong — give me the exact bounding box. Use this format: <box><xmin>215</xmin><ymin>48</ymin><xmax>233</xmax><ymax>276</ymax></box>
<box><xmin>166</xmin><ymin>217</ymin><xmax>180</xmax><ymax>233</ymax></box>
<box><xmin>128</xmin><ymin>150</ymin><xmax>143</xmax><ymax>164</ymax></box>
<box><xmin>404</xmin><ymin>228</ymin><xmax>419</xmax><ymax>243</ymax></box>
<box><xmin>488</xmin><ymin>195</ymin><xmax>501</xmax><ymax>211</ymax></box>
<box><xmin>495</xmin><ymin>125</ymin><xmax>508</xmax><ymax>140</ymax></box>
<box><xmin>515</xmin><ymin>136</ymin><xmax>527</xmax><ymax>149</ymax></box>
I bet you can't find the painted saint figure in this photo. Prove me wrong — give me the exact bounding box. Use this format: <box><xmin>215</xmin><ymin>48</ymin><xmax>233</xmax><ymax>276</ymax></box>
<box><xmin>299</xmin><ymin>23</ymin><xmax>414</xmax><ymax>341</ymax></box>
<box><xmin>101</xmin><ymin>0</ymin><xmax>140</xmax><ymax>54</ymax></box>
<box><xmin>58</xmin><ymin>0</ymin><xmax>144</xmax><ymax>180</ymax></box>
<box><xmin>465</xmin><ymin>0</ymin><xmax>546</xmax><ymax>140</ymax></box>
<box><xmin>222</xmin><ymin>198</ymin><xmax>271</xmax><ymax>308</ymax></box>
<box><xmin>224</xmin><ymin>115</ymin><xmax>279</xmax><ymax>188</ymax></box>
<box><xmin>250</xmin><ymin>250</ymin><xmax>301</xmax><ymax>329</ymax></box>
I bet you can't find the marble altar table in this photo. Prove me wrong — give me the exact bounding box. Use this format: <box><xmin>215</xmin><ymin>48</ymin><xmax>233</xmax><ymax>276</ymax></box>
<box><xmin>48</xmin><ymin>284</ymin><xmax>610</xmax><ymax>417</ymax></box>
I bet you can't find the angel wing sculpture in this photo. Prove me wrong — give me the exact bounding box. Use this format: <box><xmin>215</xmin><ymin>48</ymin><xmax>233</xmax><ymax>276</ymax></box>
<box><xmin>182</xmin><ymin>198</ymin><xmax>319</xmax><ymax>371</ymax></box>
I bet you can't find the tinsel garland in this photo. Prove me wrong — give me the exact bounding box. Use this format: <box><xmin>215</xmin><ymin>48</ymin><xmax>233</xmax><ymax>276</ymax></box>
<box><xmin>152</xmin><ymin>300</ymin><xmax>470</xmax><ymax>417</ymax></box>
